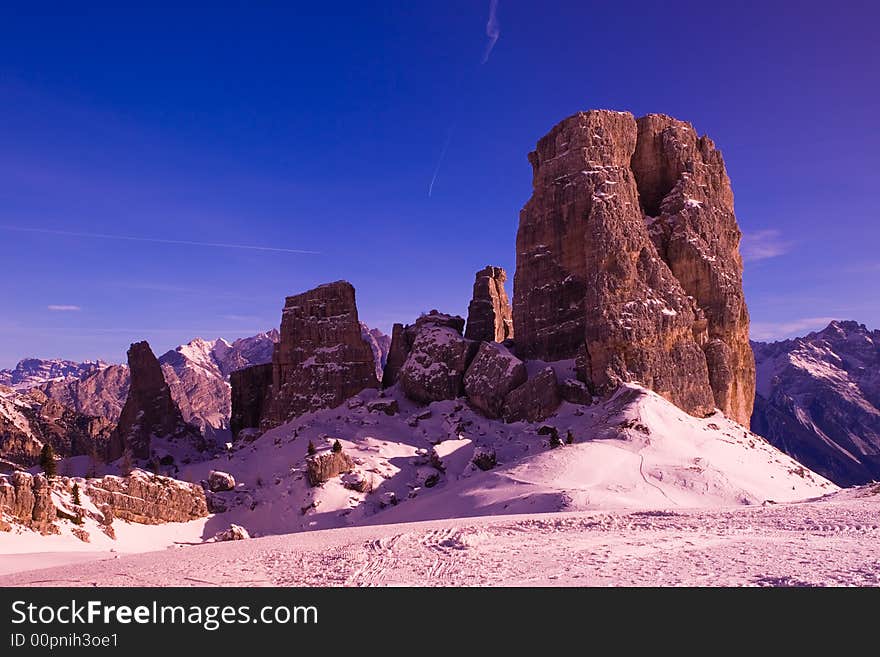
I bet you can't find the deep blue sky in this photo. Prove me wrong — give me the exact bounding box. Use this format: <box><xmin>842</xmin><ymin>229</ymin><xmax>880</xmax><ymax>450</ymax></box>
<box><xmin>1</xmin><ymin>1</ymin><xmax>878</xmax><ymax>367</ymax></box>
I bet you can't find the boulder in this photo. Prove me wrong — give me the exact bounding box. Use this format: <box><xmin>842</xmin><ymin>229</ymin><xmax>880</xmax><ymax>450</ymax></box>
<box><xmin>502</xmin><ymin>367</ymin><xmax>562</xmax><ymax>423</ymax></box>
<box><xmin>463</xmin><ymin>342</ymin><xmax>527</xmax><ymax>418</ymax></box>
<box><xmin>559</xmin><ymin>378</ymin><xmax>593</xmax><ymax>405</ymax></box>
<box><xmin>208</xmin><ymin>470</ymin><xmax>236</xmax><ymax>492</ymax></box>
<box><xmin>214</xmin><ymin>524</ymin><xmax>250</xmax><ymax>541</ymax></box>
<box><xmin>367</xmin><ymin>398</ymin><xmax>399</xmax><ymax>416</ymax></box>
<box><xmin>398</xmin><ymin>312</ymin><xmax>477</xmax><ymax>403</ymax></box>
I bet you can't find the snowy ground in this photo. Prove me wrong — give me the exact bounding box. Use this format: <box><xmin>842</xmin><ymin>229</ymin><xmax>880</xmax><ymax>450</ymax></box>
<box><xmin>2</xmin><ymin>383</ymin><xmax>859</xmax><ymax>585</ymax></box>
<box><xmin>2</xmin><ymin>486</ymin><xmax>878</xmax><ymax>586</ymax></box>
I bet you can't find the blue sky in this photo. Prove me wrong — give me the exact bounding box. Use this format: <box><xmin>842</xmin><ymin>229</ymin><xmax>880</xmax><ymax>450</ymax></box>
<box><xmin>1</xmin><ymin>1</ymin><xmax>878</xmax><ymax>367</ymax></box>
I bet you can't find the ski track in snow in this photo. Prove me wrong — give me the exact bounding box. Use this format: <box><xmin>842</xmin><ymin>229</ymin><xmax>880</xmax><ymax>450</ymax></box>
<box><xmin>3</xmin><ymin>493</ymin><xmax>879</xmax><ymax>587</ymax></box>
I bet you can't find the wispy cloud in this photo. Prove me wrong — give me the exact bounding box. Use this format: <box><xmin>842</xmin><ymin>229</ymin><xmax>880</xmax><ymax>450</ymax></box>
<box><xmin>481</xmin><ymin>0</ymin><xmax>500</xmax><ymax>64</ymax></box>
<box><xmin>750</xmin><ymin>316</ymin><xmax>838</xmax><ymax>341</ymax></box>
<box><xmin>47</xmin><ymin>305</ymin><xmax>81</xmax><ymax>312</ymax></box>
<box><xmin>741</xmin><ymin>229</ymin><xmax>792</xmax><ymax>262</ymax></box>
<box><xmin>1</xmin><ymin>225</ymin><xmax>319</xmax><ymax>255</ymax></box>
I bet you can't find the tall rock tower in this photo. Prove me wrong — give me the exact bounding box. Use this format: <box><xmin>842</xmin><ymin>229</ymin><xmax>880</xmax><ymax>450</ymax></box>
<box><xmin>465</xmin><ymin>266</ymin><xmax>514</xmax><ymax>343</ymax></box>
<box><xmin>513</xmin><ymin>110</ymin><xmax>755</xmax><ymax>425</ymax></box>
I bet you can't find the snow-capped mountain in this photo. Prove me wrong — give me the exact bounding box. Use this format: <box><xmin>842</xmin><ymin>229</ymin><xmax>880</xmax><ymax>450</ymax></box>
<box><xmin>158</xmin><ymin>330</ymin><xmax>280</xmax><ymax>437</ymax></box>
<box><xmin>38</xmin><ymin>331</ymin><xmax>281</xmax><ymax>436</ymax></box>
<box><xmin>751</xmin><ymin>320</ymin><xmax>880</xmax><ymax>486</ymax></box>
<box><xmin>0</xmin><ymin>358</ymin><xmax>108</xmax><ymax>391</ymax></box>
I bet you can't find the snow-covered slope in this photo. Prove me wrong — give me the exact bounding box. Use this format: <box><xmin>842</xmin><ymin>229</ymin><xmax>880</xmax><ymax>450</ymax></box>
<box><xmin>751</xmin><ymin>320</ymin><xmax>880</xmax><ymax>486</ymax></box>
<box><xmin>155</xmin><ymin>382</ymin><xmax>836</xmax><ymax>541</ymax></box>
<box><xmin>0</xmin><ymin>379</ymin><xmax>837</xmax><ymax>572</ymax></box>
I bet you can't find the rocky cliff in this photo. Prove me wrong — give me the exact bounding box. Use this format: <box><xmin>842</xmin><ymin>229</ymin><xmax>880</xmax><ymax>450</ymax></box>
<box><xmin>261</xmin><ymin>281</ymin><xmax>379</xmax><ymax>426</ymax></box>
<box><xmin>465</xmin><ymin>266</ymin><xmax>514</xmax><ymax>343</ymax></box>
<box><xmin>85</xmin><ymin>470</ymin><xmax>208</xmax><ymax>524</ymax></box>
<box><xmin>513</xmin><ymin>110</ymin><xmax>754</xmax><ymax>425</ymax></box>
<box><xmin>751</xmin><ymin>321</ymin><xmax>880</xmax><ymax>486</ymax></box>
<box><xmin>0</xmin><ymin>385</ymin><xmax>113</xmax><ymax>471</ymax></box>
<box><xmin>229</xmin><ymin>363</ymin><xmax>273</xmax><ymax>438</ymax></box>
<box><xmin>107</xmin><ymin>341</ymin><xmax>201</xmax><ymax>462</ymax></box>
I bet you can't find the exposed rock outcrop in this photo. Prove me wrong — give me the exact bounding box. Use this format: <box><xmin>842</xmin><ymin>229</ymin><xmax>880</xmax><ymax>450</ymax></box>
<box><xmin>262</xmin><ymin>281</ymin><xmax>378</xmax><ymax>426</ymax></box>
<box><xmin>0</xmin><ymin>471</ymin><xmax>57</xmax><ymax>532</ymax></box>
<box><xmin>463</xmin><ymin>342</ymin><xmax>527</xmax><ymax>418</ymax></box>
<box><xmin>229</xmin><ymin>363</ymin><xmax>273</xmax><ymax>439</ymax></box>
<box><xmin>398</xmin><ymin>312</ymin><xmax>478</xmax><ymax>404</ymax></box>
<box><xmin>107</xmin><ymin>341</ymin><xmax>201</xmax><ymax>462</ymax></box>
<box><xmin>465</xmin><ymin>266</ymin><xmax>514</xmax><ymax>343</ymax></box>
<box><xmin>513</xmin><ymin>109</ymin><xmax>754</xmax><ymax>425</ymax></box>
<box><xmin>751</xmin><ymin>321</ymin><xmax>880</xmax><ymax>486</ymax></box>
<box><xmin>85</xmin><ymin>470</ymin><xmax>208</xmax><ymax>524</ymax></box>
<box><xmin>502</xmin><ymin>367</ymin><xmax>561</xmax><ymax>423</ymax></box>
<box><xmin>306</xmin><ymin>450</ymin><xmax>355</xmax><ymax>486</ymax></box>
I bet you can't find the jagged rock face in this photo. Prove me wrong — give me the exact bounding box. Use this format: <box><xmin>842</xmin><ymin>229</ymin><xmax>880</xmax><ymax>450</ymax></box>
<box><xmin>382</xmin><ymin>323</ymin><xmax>417</xmax><ymax>387</ymax></box>
<box><xmin>160</xmin><ymin>358</ymin><xmax>230</xmax><ymax>436</ymax></box>
<box><xmin>751</xmin><ymin>321</ymin><xmax>880</xmax><ymax>486</ymax></box>
<box><xmin>632</xmin><ymin>114</ymin><xmax>754</xmax><ymax>425</ymax></box>
<box><xmin>85</xmin><ymin>470</ymin><xmax>208</xmax><ymax>524</ymax></box>
<box><xmin>463</xmin><ymin>342</ymin><xmax>527</xmax><ymax>418</ymax></box>
<box><xmin>502</xmin><ymin>367</ymin><xmax>561</xmax><ymax>423</ymax></box>
<box><xmin>264</xmin><ymin>281</ymin><xmax>378</xmax><ymax>426</ymax></box>
<box><xmin>108</xmin><ymin>342</ymin><xmax>200</xmax><ymax>461</ymax></box>
<box><xmin>361</xmin><ymin>323</ymin><xmax>391</xmax><ymax>381</ymax></box>
<box><xmin>0</xmin><ymin>386</ymin><xmax>113</xmax><ymax>469</ymax></box>
<box><xmin>465</xmin><ymin>266</ymin><xmax>514</xmax><ymax>343</ymax></box>
<box><xmin>398</xmin><ymin>312</ymin><xmax>478</xmax><ymax>404</ymax></box>
<box><xmin>513</xmin><ymin>109</ymin><xmax>754</xmax><ymax>424</ymax></box>
<box><xmin>0</xmin><ymin>472</ymin><xmax>57</xmax><ymax>533</ymax></box>
<box><xmin>41</xmin><ymin>365</ymin><xmax>130</xmax><ymax>424</ymax></box>
<box><xmin>229</xmin><ymin>363</ymin><xmax>273</xmax><ymax>438</ymax></box>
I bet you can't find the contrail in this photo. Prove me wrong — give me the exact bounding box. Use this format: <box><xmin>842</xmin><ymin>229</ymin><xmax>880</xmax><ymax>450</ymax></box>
<box><xmin>428</xmin><ymin>2</ymin><xmax>501</xmax><ymax>197</ymax></box>
<box><xmin>0</xmin><ymin>225</ymin><xmax>320</xmax><ymax>254</ymax></box>
<box><xmin>481</xmin><ymin>0</ymin><xmax>500</xmax><ymax>64</ymax></box>
<box><xmin>428</xmin><ymin>126</ymin><xmax>455</xmax><ymax>197</ymax></box>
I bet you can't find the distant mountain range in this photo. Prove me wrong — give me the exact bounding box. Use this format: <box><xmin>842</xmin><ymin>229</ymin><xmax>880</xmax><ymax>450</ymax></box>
<box><xmin>0</xmin><ymin>359</ymin><xmax>108</xmax><ymax>391</ymax></box>
<box><xmin>751</xmin><ymin>320</ymin><xmax>880</xmax><ymax>486</ymax></box>
<box><xmin>0</xmin><ymin>326</ymin><xmax>393</xmax><ymax>470</ymax></box>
